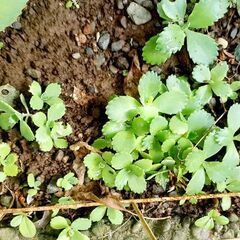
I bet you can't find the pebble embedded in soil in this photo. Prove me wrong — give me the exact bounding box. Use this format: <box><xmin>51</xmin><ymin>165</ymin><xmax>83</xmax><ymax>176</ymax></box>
<box><xmin>127</xmin><ymin>2</ymin><xmax>152</xmax><ymax>25</ymax></box>
<box><xmin>111</xmin><ymin>39</ymin><xmax>125</xmax><ymax>51</ymax></box>
<box><xmin>72</xmin><ymin>52</ymin><xmax>81</xmax><ymax>59</ymax></box>
<box><xmin>85</xmin><ymin>47</ymin><xmax>94</xmax><ymax>56</ymax></box>
<box><xmin>217</xmin><ymin>37</ymin><xmax>228</xmax><ymax>49</ymax></box>
<box><xmin>83</xmin><ymin>22</ymin><xmax>96</xmax><ymax>35</ymax></box>
<box><xmin>116</xmin><ymin>56</ymin><xmax>129</xmax><ymax>69</ymax></box>
<box><xmin>120</xmin><ymin>16</ymin><xmax>127</xmax><ymax>28</ymax></box>
<box><xmin>27</xmin><ymin>68</ymin><xmax>41</xmax><ymax>79</ymax></box>
<box><xmin>98</xmin><ymin>32</ymin><xmax>111</xmax><ymax>50</ymax></box>
<box><xmin>12</xmin><ymin>21</ymin><xmax>22</xmax><ymax>30</ymax></box>
<box><xmin>117</xmin><ymin>0</ymin><xmax>124</xmax><ymax>9</ymax></box>
<box><xmin>94</xmin><ymin>54</ymin><xmax>106</xmax><ymax>69</ymax></box>
<box><xmin>109</xmin><ymin>64</ymin><xmax>119</xmax><ymax>74</ymax></box>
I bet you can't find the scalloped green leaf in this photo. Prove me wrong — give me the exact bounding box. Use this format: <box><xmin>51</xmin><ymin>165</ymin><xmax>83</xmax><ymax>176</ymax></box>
<box><xmin>188</xmin><ymin>0</ymin><xmax>229</xmax><ymax>29</ymax></box>
<box><xmin>142</xmin><ymin>35</ymin><xmax>171</xmax><ymax>65</ymax></box>
<box><xmin>186</xmin><ymin>30</ymin><xmax>218</xmax><ymax>65</ymax></box>
<box><xmin>106</xmin><ymin>96</ymin><xmax>140</xmax><ymax>123</ymax></box>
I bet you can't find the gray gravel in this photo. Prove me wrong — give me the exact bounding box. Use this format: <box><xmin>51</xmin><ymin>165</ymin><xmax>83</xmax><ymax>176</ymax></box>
<box><xmin>98</xmin><ymin>32</ymin><xmax>111</xmax><ymax>50</ymax></box>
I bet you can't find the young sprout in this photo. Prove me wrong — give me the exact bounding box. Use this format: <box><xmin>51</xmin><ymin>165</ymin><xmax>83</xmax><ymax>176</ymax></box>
<box><xmin>56</xmin><ymin>172</ymin><xmax>78</xmax><ymax>191</ymax></box>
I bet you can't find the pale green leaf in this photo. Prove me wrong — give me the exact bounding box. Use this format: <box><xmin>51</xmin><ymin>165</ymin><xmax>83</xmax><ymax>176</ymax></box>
<box><xmin>50</xmin><ymin>216</ymin><xmax>69</xmax><ymax>230</ymax></box>
<box><xmin>4</xmin><ymin>164</ymin><xmax>18</xmax><ymax>177</ymax></box>
<box><xmin>211</xmin><ymin>61</ymin><xmax>228</xmax><ymax>82</ymax></box>
<box><xmin>227</xmin><ymin>103</ymin><xmax>240</xmax><ymax>133</ymax></box>
<box><xmin>30</xmin><ymin>95</ymin><xmax>44</xmax><ymax>110</ymax></box>
<box><xmin>134</xmin><ymin>159</ymin><xmax>153</xmax><ymax>172</ymax></box>
<box><xmin>0</xmin><ymin>0</ymin><xmax>28</xmax><ymax>31</ymax></box>
<box><xmin>35</xmin><ymin>126</ymin><xmax>53</xmax><ymax>152</ymax></box>
<box><xmin>111</xmin><ymin>153</ymin><xmax>133</xmax><ymax>170</ymax></box>
<box><xmin>222</xmin><ymin>142</ymin><xmax>239</xmax><ymax>167</ymax></box>
<box><xmin>115</xmin><ymin>169</ymin><xmax>129</xmax><ymax>190</ymax></box>
<box><xmin>29</xmin><ymin>81</ymin><xmax>42</xmax><ymax>96</ymax></box>
<box><xmin>204</xmin><ymin>162</ymin><xmax>229</xmax><ymax>183</ymax></box>
<box><xmin>185</xmin><ymin>149</ymin><xmax>205</xmax><ymax>173</ymax></box>
<box><xmin>166</xmin><ymin>75</ymin><xmax>191</xmax><ymax>95</ymax></box>
<box><xmin>27</xmin><ymin>173</ymin><xmax>35</xmax><ymax>188</ymax></box>
<box><xmin>107</xmin><ymin>208</ymin><xmax>123</xmax><ymax>225</ymax></box>
<box><xmin>128</xmin><ymin>174</ymin><xmax>147</xmax><ymax>193</ymax></box>
<box><xmin>154</xmin><ymin>91</ymin><xmax>187</xmax><ymax>114</ymax></box>
<box><xmin>221</xmin><ymin>196</ymin><xmax>231</xmax><ymax>211</ymax></box>
<box><xmin>210</xmin><ymin>81</ymin><xmax>232</xmax><ymax>99</ymax></box>
<box><xmin>0</xmin><ymin>143</ymin><xmax>10</xmax><ymax>160</ymax></box>
<box><xmin>90</xmin><ymin>206</ymin><xmax>107</xmax><ymax>222</ymax></box>
<box><xmin>138</xmin><ymin>105</ymin><xmax>159</xmax><ymax>121</ymax></box>
<box><xmin>188</xmin><ymin>0</ymin><xmax>229</xmax><ymax>29</ymax></box>
<box><xmin>48</xmin><ymin>102</ymin><xmax>66</xmax><ymax>121</ymax></box>
<box><xmin>32</xmin><ymin>112</ymin><xmax>46</xmax><ymax>127</ymax></box>
<box><xmin>112</xmin><ymin>131</ymin><xmax>136</xmax><ymax>153</ymax></box>
<box><xmin>186</xmin><ymin>30</ymin><xmax>218</xmax><ymax>65</ymax></box>
<box><xmin>131</xmin><ymin>117</ymin><xmax>149</xmax><ymax>136</ymax></box>
<box><xmin>155</xmin><ymin>171</ymin><xmax>169</xmax><ymax>190</ymax></box>
<box><xmin>150</xmin><ymin>116</ymin><xmax>168</xmax><ymax>135</ymax></box>
<box><xmin>188</xmin><ymin>110</ymin><xmax>214</xmax><ymax>136</ymax></box>
<box><xmin>54</xmin><ymin>139</ymin><xmax>68</xmax><ymax>149</ymax></box>
<box><xmin>20</xmin><ymin>121</ymin><xmax>35</xmax><ymax>141</ymax></box>
<box><xmin>0</xmin><ymin>172</ymin><xmax>6</xmax><ymax>182</ymax></box>
<box><xmin>194</xmin><ymin>85</ymin><xmax>212</xmax><ymax>106</ymax></box>
<box><xmin>41</xmin><ymin>83</ymin><xmax>61</xmax><ymax>100</ymax></box>
<box><xmin>156</xmin><ymin>24</ymin><xmax>185</xmax><ymax>54</ymax></box>
<box><xmin>0</xmin><ymin>113</ymin><xmax>18</xmax><ymax>130</ymax></box>
<box><xmin>19</xmin><ymin>216</ymin><xmax>36</xmax><ymax>238</ymax></box>
<box><xmin>138</xmin><ymin>71</ymin><xmax>162</xmax><ymax>104</ymax></box>
<box><xmin>106</xmin><ymin>96</ymin><xmax>140</xmax><ymax>123</ymax></box>
<box><xmin>186</xmin><ymin>167</ymin><xmax>205</xmax><ymax>195</ymax></box>
<box><xmin>28</xmin><ymin>189</ymin><xmax>37</xmax><ymax>197</ymax></box>
<box><xmin>0</xmin><ymin>100</ymin><xmax>22</xmax><ymax>119</ymax></box>
<box><xmin>195</xmin><ymin>216</ymin><xmax>214</xmax><ymax>230</ymax></box>
<box><xmin>161</xmin><ymin>0</ymin><xmax>187</xmax><ymax>22</ymax></box>
<box><xmin>169</xmin><ymin>115</ymin><xmax>188</xmax><ymax>135</ymax></box>
<box><xmin>142</xmin><ymin>35</ymin><xmax>171</xmax><ymax>65</ymax></box>
<box><xmin>10</xmin><ymin>215</ymin><xmax>22</xmax><ymax>227</ymax></box>
<box><xmin>71</xmin><ymin>218</ymin><xmax>92</xmax><ymax>231</ymax></box>
<box><xmin>192</xmin><ymin>65</ymin><xmax>211</xmax><ymax>83</ymax></box>
<box><xmin>215</xmin><ymin>128</ymin><xmax>233</xmax><ymax>146</ymax></box>
<box><xmin>215</xmin><ymin>216</ymin><xmax>229</xmax><ymax>225</ymax></box>
<box><xmin>102</xmin><ymin>121</ymin><xmax>126</xmax><ymax>138</ymax></box>
<box><xmin>203</xmin><ymin>131</ymin><xmax>222</xmax><ymax>158</ymax></box>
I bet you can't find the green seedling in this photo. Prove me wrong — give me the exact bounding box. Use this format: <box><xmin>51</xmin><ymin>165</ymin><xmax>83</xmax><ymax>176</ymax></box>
<box><xmin>195</xmin><ymin>209</ymin><xmax>229</xmax><ymax>230</ymax></box>
<box><xmin>27</xmin><ymin>173</ymin><xmax>41</xmax><ymax>198</ymax></box>
<box><xmin>90</xmin><ymin>206</ymin><xmax>123</xmax><ymax>225</ymax></box>
<box><xmin>10</xmin><ymin>213</ymin><xmax>36</xmax><ymax>238</ymax></box>
<box><xmin>0</xmin><ymin>143</ymin><xmax>19</xmax><ymax>182</ymax></box>
<box><xmin>143</xmin><ymin>0</ymin><xmax>229</xmax><ymax>65</ymax></box>
<box><xmin>56</xmin><ymin>172</ymin><xmax>78</xmax><ymax>191</ymax></box>
<box><xmin>50</xmin><ymin>216</ymin><xmax>91</xmax><ymax>240</ymax></box>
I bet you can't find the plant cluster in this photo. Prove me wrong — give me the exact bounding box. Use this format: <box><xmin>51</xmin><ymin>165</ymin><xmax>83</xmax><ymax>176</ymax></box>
<box><xmin>56</xmin><ymin>172</ymin><xmax>78</xmax><ymax>191</ymax></box>
<box><xmin>195</xmin><ymin>209</ymin><xmax>229</xmax><ymax>230</ymax></box>
<box><xmin>0</xmin><ymin>81</ymin><xmax>72</xmax><ymax>152</ymax></box>
<box><xmin>27</xmin><ymin>173</ymin><xmax>41</xmax><ymax>201</ymax></box>
<box><xmin>10</xmin><ymin>213</ymin><xmax>36</xmax><ymax>238</ymax></box>
<box><xmin>0</xmin><ymin>143</ymin><xmax>19</xmax><ymax>182</ymax></box>
<box><xmin>50</xmin><ymin>216</ymin><xmax>91</xmax><ymax>240</ymax></box>
<box><xmin>143</xmin><ymin>0</ymin><xmax>229</xmax><ymax>65</ymax></box>
<box><xmin>84</xmin><ymin>69</ymin><xmax>240</xmax><ymax>196</ymax></box>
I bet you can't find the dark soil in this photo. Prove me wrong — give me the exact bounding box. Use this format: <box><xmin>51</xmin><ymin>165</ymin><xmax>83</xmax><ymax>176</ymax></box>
<box><xmin>0</xmin><ymin>0</ymin><xmax>239</xmax><ymax>219</ymax></box>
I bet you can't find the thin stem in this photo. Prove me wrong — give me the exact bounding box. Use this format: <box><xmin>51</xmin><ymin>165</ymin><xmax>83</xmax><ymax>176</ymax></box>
<box><xmin>1</xmin><ymin>192</ymin><xmax>240</xmax><ymax>215</ymax></box>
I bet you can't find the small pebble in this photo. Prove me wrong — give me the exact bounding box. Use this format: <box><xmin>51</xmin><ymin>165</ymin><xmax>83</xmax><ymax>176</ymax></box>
<box><xmin>83</xmin><ymin>22</ymin><xmax>96</xmax><ymax>35</ymax></box>
<box><xmin>72</xmin><ymin>52</ymin><xmax>81</xmax><ymax>59</ymax></box>
<box><xmin>111</xmin><ymin>40</ymin><xmax>125</xmax><ymax>51</ymax></box>
<box><xmin>142</xmin><ymin>0</ymin><xmax>154</xmax><ymax>9</ymax></box>
<box><xmin>230</xmin><ymin>27</ymin><xmax>238</xmax><ymax>39</ymax></box>
<box><xmin>109</xmin><ymin>64</ymin><xmax>119</xmax><ymax>74</ymax></box>
<box><xmin>120</xmin><ymin>16</ymin><xmax>127</xmax><ymax>28</ymax></box>
<box><xmin>79</xmin><ymin>33</ymin><xmax>87</xmax><ymax>44</ymax></box>
<box><xmin>98</xmin><ymin>32</ymin><xmax>111</xmax><ymax>50</ymax></box>
<box><xmin>12</xmin><ymin>21</ymin><xmax>22</xmax><ymax>30</ymax></box>
<box><xmin>122</xmin><ymin>43</ymin><xmax>130</xmax><ymax>52</ymax></box>
<box><xmin>94</xmin><ymin>54</ymin><xmax>106</xmax><ymax>69</ymax></box>
<box><xmin>27</xmin><ymin>68</ymin><xmax>41</xmax><ymax>79</ymax></box>
<box><xmin>127</xmin><ymin>2</ymin><xmax>152</xmax><ymax>25</ymax></box>
<box><xmin>217</xmin><ymin>37</ymin><xmax>228</xmax><ymax>49</ymax></box>
<box><xmin>85</xmin><ymin>47</ymin><xmax>94</xmax><ymax>56</ymax></box>
<box><xmin>55</xmin><ymin>150</ymin><xmax>64</xmax><ymax>161</ymax></box>
<box><xmin>117</xmin><ymin>0</ymin><xmax>124</xmax><ymax>9</ymax></box>
<box><xmin>116</xmin><ymin>56</ymin><xmax>129</xmax><ymax>69</ymax></box>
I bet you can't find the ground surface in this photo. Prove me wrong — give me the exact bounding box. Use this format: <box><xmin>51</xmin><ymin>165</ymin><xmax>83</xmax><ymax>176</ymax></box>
<box><xmin>0</xmin><ymin>0</ymin><xmax>239</xmax><ymax>238</ymax></box>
